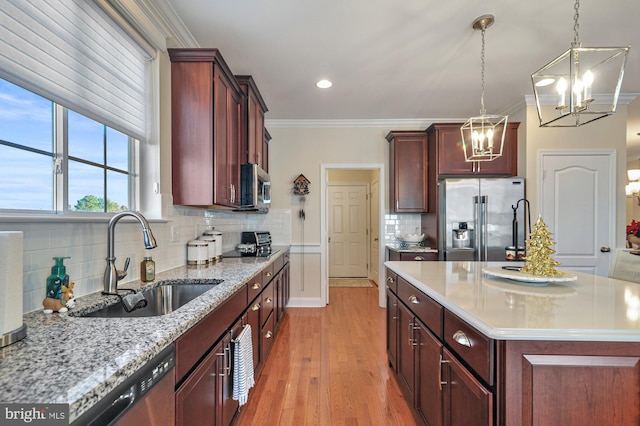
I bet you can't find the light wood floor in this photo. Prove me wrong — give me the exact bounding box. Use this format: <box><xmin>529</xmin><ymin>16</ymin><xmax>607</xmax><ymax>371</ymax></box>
<box><xmin>235</xmin><ymin>285</ymin><xmax>416</xmax><ymax>426</ymax></box>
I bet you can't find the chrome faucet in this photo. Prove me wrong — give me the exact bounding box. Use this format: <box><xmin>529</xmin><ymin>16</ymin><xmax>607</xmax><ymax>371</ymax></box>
<box><xmin>103</xmin><ymin>211</ymin><xmax>157</xmax><ymax>294</ymax></box>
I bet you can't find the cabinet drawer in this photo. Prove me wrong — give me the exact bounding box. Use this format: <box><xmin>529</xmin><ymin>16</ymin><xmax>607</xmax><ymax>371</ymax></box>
<box><xmin>273</xmin><ymin>253</ymin><xmax>285</xmax><ymax>274</ymax></box>
<box><xmin>444</xmin><ymin>310</ymin><xmax>494</xmax><ymax>386</ymax></box>
<box><xmin>399</xmin><ymin>252</ymin><xmax>437</xmax><ymax>261</ymax></box>
<box><xmin>385</xmin><ymin>269</ymin><xmax>398</xmax><ymax>294</ymax></box>
<box><xmin>261</xmin><ymin>281</ymin><xmax>275</xmax><ymax>327</ymax></box>
<box><xmin>397</xmin><ymin>276</ymin><xmax>442</xmax><ymax>338</ymax></box>
<box><xmin>260</xmin><ymin>311</ymin><xmax>275</xmax><ymax>361</ymax></box>
<box><xmin>247</xmin><ymin>273</ymin><xmax>263</xmax><ymax>302</ymax></box>
<box><xmin>262</xmin><ymin>262</ymin><xmax>275</xmax><ymax>284</ymax></box>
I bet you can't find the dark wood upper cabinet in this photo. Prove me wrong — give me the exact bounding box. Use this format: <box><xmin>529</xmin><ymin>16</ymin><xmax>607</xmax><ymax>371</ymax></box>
<box><xmin>387</xmin><ymin>130</ymin><xmax>429</xmax><ymax>213</ymax></box>
<box><xmin>169</xmin><ymin>48</ymin><xmax>242</xmax><ymax>208</ymax></box>
<box><xmin>426</xmin><ymin>122</ymin><xmax>519</xmax><ymax>177</ymax></box>
<box><xmin>236</xmin><ymin>75</ymin><xmax>268</xmax><ymax>171</ymax></box>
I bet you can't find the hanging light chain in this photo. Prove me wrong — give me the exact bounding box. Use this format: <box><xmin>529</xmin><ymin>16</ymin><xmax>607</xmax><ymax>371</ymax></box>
<box><xmin>480</xmin><ymin>26</ymin><xmax>486</xmax><ymax>115</ymax></box>
<box><xmin>572</xmin><ymin>0</ymin><xmax>581</xmax><ymax>47</ymax></box>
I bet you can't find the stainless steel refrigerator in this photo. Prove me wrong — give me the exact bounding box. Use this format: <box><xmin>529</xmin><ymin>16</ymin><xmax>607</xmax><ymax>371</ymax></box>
<box><xmin>438</xmin><ymin>178</ymin><xmax>525</xmax><ymax>261</ymax></box>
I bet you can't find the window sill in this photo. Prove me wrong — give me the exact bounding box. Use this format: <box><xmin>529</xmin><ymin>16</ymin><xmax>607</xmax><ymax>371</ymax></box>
<box><xmin>0</xmin><ymin>213</ymin><xmax>170</xmax><ymax>224</ymax></box>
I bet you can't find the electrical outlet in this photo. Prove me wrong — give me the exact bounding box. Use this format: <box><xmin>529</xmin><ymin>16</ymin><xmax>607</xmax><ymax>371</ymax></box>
<box><xmin>170</xmin><ymin>226</ymin><xmax>179</xmax><ymax>243</ymax></box>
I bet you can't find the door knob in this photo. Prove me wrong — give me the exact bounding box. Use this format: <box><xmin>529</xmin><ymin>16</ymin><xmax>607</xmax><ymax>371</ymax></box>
<box><xmin>600</xmin><ymin>247</ymin><xmax>611</xmax><ymax>253</ymax></box>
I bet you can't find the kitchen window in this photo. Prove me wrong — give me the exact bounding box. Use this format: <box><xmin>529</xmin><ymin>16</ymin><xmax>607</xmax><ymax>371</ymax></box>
<box><xmin>0</xmin><ymin>78</ymin><xmax>138</xmax><ymax>214</ymax></box>
<box><xmin>0</xmin><ymin>0</ymin><xmax>158</xmax><ymax>217</ymax></box>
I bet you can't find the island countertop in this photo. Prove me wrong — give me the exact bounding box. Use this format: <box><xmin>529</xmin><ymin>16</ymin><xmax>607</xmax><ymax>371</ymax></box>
<box><xmin>0</xmin><ymin>247</ymin><xmax>288</xmax><ymax>422</ymax></box>
<box><xmin>385</xmin><ymin>261</ymin><xmax>640</xmax><ymax>342</ymax></box>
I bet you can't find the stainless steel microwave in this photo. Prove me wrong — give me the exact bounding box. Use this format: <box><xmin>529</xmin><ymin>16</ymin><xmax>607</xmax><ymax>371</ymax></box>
<box><xmin>237</xmin><ymin>163</ymin><xmax>271</xmax><ymax>213</ymax></box>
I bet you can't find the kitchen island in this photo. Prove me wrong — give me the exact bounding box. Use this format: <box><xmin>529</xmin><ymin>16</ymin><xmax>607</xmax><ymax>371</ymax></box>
<box><xmin>0</xmin><ymin>247</ymin><xmax>289</xmax><ymax>423</ymax></box>
<box><xmin>385</xmin><ymin>260</ymin><xmax>640</xmax><ymax>426</ymax></box>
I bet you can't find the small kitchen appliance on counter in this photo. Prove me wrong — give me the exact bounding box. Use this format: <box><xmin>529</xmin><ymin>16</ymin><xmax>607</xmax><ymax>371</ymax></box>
<box><xmin>222</xmin><ymin>231</ymin><xmax>277</xmax><ymax>258</ymax></box>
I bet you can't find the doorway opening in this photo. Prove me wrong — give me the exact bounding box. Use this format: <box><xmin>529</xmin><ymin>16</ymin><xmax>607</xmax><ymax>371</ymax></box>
<box><xmin>321</xmin><ymin>164</ymin><xmax>384</xmax><ymax>307</ymax></box>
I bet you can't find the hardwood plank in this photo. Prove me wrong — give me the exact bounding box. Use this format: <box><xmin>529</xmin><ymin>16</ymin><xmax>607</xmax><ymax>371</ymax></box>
<box><xmin>236</xmin><ymin>287</ymin><xmax>416</xmax><ymax>425</ymax></box>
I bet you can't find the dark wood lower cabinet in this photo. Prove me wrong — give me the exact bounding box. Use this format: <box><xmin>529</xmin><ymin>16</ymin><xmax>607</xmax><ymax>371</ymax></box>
<box><xmin>442</xmin><ymin>347</ymin><xmax>492</xmax><ymax>426</ymax></box>
<box><xmin>387</xmin><ymin>267</ymin><xmax>640</xmax><ymax>426</ymax></box>
<box><xmin>415</xmin><ymin>320</ymin><xmax>443</xmax><ymax>426</ymax></box>
<box><xmin>397</xmin><ymin>301</ymin><xmax>416</xmax><ymax>403</ymax></box>
<box><xmin>175</xmin><ymin>340</ymin><xmax>220</xmax><ymax>425</ymax></box>
<box><xmin>386</xmin><ymin>290</ymin><xmax>398</xmax><ymax>372</ymax></box>
<box><xmin>175</xmin><ymin>255</ymin><xmax>290</xmax><ymax>426</ymax></box>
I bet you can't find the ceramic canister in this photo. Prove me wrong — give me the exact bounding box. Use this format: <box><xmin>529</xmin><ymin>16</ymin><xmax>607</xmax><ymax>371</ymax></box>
<box><xmin>210</xmin><ymin>231</ymin><xmax>223</xmax><ymax>260</ymax></box>
<box><xmin>187</xmin><ymin>240</ymin><xmax>209</xmax><ymax>266</ymax></box>
<box><xmin>199</xmin><ymin>234</ymin><xmax>217</xmax><ymax>263</ymax></box>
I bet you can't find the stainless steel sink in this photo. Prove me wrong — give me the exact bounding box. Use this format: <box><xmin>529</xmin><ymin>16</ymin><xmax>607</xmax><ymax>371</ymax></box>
<box><xmin>80</xmin><ymin>282</ymin><xmax>222</xmax><ymax>318</ymax></box>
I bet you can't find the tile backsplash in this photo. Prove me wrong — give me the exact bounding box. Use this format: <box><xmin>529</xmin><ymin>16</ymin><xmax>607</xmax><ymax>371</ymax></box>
<box><xmin>384</xmin><ymin>214</ymin><xmax>422</xmax><ymax>243</ymax></box>
<box><xmin>2</xmin><ymin>202</ymin><xmax>291</xmax><ymax>313</ymax></box>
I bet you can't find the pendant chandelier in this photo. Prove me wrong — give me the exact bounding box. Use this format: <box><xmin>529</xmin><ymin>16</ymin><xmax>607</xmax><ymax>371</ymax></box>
<box><xmin>461</xmin><ymin>14</ymin><xmax>507</xmax><ymax>163</ymax></box>
<box><xmin>531</xmin><ymin>0</ymin><xmax>629</xmax><ymax>127</ymax></box>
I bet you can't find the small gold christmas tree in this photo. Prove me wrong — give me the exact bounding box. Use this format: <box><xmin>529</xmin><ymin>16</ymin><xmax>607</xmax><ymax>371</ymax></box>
<box><xmin>521</xmin><ymin>215</ymin><xmax>563</xmax><ymax>276</ymax></box>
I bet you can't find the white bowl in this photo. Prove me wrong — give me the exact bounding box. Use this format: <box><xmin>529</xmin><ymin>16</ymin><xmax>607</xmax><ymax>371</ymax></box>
<box><xmin>396</xmin><ymin>233</ymin><xmax>424</xmax><ymax>243</ymax></box>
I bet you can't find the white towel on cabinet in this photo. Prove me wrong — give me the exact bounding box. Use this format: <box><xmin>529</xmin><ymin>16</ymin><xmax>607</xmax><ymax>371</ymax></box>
<box><xmin>233</xmin><ymin>324</ymin><xmax>255</xmax><ymax>405</ymax></box>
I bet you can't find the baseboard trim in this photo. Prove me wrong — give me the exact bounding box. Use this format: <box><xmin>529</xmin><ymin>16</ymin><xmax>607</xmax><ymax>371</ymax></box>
<box><xmin>286</xmin><ymin>297</ymin><xmax>325</xmax><ymax>308</ymax></box>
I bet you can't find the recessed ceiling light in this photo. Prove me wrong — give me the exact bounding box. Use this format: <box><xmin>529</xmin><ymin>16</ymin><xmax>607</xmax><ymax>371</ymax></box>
<box><xmin>316</xmin><ymin>79</ymin><xmax>332</xmax><ymax>89</ymax></box>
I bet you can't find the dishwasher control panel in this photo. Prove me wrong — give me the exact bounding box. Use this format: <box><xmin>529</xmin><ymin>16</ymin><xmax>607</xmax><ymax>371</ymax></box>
<box><xmin>139</xmin><ymin>349</ymin><xmax>175</xmax><ymax>397</ymax></box>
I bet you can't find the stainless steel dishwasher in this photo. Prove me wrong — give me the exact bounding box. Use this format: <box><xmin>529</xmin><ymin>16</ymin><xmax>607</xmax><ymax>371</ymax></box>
<box><xmin>72</xmin><ymin>344</ymin><xmax>175</xmax><ymax>426</ymax></box>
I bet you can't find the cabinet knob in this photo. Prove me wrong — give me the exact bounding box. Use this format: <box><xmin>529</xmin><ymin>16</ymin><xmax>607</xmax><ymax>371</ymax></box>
<box><xmin>266</xmin><ymin>271</ymin><xmax>272</xmax><ymax>277</ymax></box>
<box><xmin>452</xmin><ymin>330</ymin><xmax>472</xmax><ymax>348</ymax></box>
<box><xmin>265</xmin><ymin>330</ymin><xmax>273</xmax><ymax>339</ymax></box>
<box><xmin>387</xmin><ymin>277</ymin><xmax>395</xmax><ymax>283</ymax></box>
<box><xmin>265</xmin><ymin>297</ymin><xmax>272</xmax><ymax>304</ymax></box>
<box><xmin>408</xmin><ymin>295</ymin><xmax>419</xmax><ymax>304</ymax></box>
<box><xmin>413</xmin><ymin>256</ymin><xmax>425</xmax><ymax>261</ymax></box>
<box><xmin>252</xmin><ymin>303</ymin><xmax>260</xmax><ymax>311</ymax></box>
<box><xmin>252</xmin><ymin>283</ymin><xmax>261</xmax><ymax>290</ymax></box>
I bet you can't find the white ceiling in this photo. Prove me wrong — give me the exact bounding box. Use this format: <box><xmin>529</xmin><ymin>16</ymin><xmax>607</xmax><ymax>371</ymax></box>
<box><xmin>159</xmin><ymin>0</ymin><xmax>640</xmax><ymax>158</ymax></box>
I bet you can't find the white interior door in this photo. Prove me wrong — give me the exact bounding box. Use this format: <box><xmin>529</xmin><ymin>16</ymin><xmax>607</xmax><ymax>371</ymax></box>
<box><xmin>329</xmin><ymin>184</ymin><xmax>368</xmax><ymax>277</ymax></box>
<box><xmin>540</xmin><ymin>151</ymin><xmax>615</xmax><ymax>276</ymax></box>
<box><xmin>369</xmin><ymin>180</ymin><xmax>380</xmax><ymax>284</ymax></box>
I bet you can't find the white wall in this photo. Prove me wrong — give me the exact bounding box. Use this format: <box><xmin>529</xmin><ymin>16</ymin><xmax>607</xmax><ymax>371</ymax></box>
<box><xmin>268</xmin><ymin>126</ymin><xmax>390</xmax><ymax>305</ymax></box>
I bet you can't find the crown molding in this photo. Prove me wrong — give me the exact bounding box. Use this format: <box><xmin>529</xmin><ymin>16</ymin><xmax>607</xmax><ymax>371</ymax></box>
<box><xmin>525</xmin><ymin>92</ymin><xmax>639</xmax><ymax>106</ymax></box>
<box><xmin>115</xmin><ymin>0</ymin><xmax>200</xmax><ymax>50</ymax></box>
<box><xmin>264</xmin><ymin>118</ymin><xmax>468</xmax><ymax>129</ymax></box>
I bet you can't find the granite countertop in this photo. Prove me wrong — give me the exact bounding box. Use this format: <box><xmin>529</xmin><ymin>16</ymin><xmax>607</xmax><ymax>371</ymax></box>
<box><xmin>0</xmin><ymin>247</ymin><xmax>288</xmax><ymax>422</ymax></box>
<box><xmin>385</xmin><ymin>260</ymin><xmax>640</xmax><ymax>342</ymax></box>
<box><xmin>386</xmin><ymin>243</ymin><xmax>438</xmax><ymax>253</ymax></box>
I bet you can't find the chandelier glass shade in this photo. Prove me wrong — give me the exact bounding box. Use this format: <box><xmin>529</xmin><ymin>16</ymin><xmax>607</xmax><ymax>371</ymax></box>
<box><xmin>461</xmin><ymin>14</ymin><xmax>507</xmax><ymax>162</ymax></box>
<box><xmin>531</xmin><ymin>0</ymin><xmax>629</xmax><ymax>127</ymax></box>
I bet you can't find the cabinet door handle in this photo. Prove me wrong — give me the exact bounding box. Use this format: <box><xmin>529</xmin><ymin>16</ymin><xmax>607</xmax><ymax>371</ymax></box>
<box><xmin>265</xmin><ymin>330</ymin><xmax>273</xmax><ymax>339</ymax></box>
<box><xmin>387</xmin><ymin>276</ymin><xmax>395</xmax><ymax>284</ymax></box>
<box><xmin>413</xmin><ymin>256</ymin><xmax>425</xmax><ymax>261</ymax></box>
<box><xmin>453</xmin><ymin>330</ymin><xmax>472</xmax><ymax>347</ymax></box>
<box><xmin>252</xmin><ymin>303</ymin><xmax>260</xmax><ymax>311</ymax></box>
<box><xmin>252</xmin><ymin>283</ymin><xmax>261</xmax><ymax>290</ymax></box>
<box><xmin>265</xmin><ymin>297</ymin><xmax>272</xmax><ymax>304</ymax></box>
<box><xmin>439</xmin><ymin>354</ymin><xmax>449</xmax><ymax>391</ymax></box>
<box><xmin>408</xmin><ymin>295</ymin><xmax>419</xmax><ymax>304</ymax></box>
<box><xmin>396</xmin><ymin>199</ymin><xmax>399</xmax><ymax>211</ymax></box>
<box><xmin>224</xmin><ymin>345</ymin><xmax>232</xmax><ymax>376</ymax></box>
<box><xmin>265</xmin><ymin>271</ymin><xmax>272</xmax><ymax>277</ymax></box>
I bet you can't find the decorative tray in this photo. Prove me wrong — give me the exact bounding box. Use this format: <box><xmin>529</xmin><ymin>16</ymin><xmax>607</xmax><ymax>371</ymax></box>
<box><xmin>482</xmin><ymin>266</ymin><xmax>578</xmax><ymax>286</ymax></box>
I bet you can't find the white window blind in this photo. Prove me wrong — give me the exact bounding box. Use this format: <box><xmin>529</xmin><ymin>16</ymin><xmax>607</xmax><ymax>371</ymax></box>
<box><xmin>0</xmin><ymin>0</ymin><xmax>151</xmax><ymax>140</ymax></box>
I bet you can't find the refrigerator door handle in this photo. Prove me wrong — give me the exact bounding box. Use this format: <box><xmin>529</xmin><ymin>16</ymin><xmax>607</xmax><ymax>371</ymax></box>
<box><xmin>473</xmin><ymin>195</ymin><xmax>480</xmax><ymax>260</ymax></box>
<box><xmin>476</xmin><ymin>195</ymin><xmax>488</xmax><ymax>261</ymax></box>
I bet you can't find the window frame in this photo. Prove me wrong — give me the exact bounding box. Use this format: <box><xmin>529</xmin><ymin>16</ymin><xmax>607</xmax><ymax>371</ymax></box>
<box><xmin>0</xmin><ymin>92</ymin><xmax>139</xmax><ymax>218</ymax></box>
